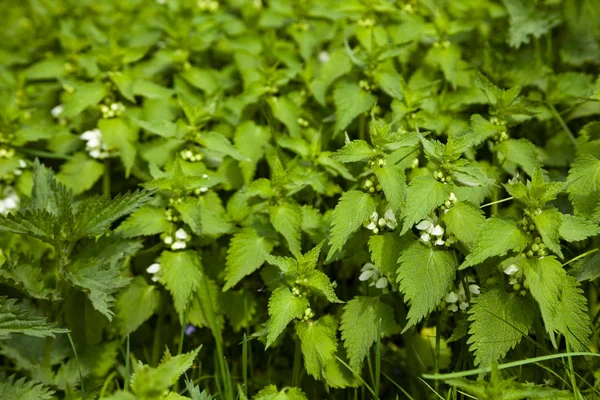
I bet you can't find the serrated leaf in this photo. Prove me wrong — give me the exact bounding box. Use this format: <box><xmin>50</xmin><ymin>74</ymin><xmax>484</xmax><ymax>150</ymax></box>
<box><xmin>401</xmin><ymin>176</ymin><xmax>450</xmax><ymax>235</ymax></box>
<box><xmin>62</xmin><ymin>81</ymin><xmax>106</xmax><ymax>118</ymax></box>
<box><xmin>331</xmin><ymin>140</ymin><xmax>375</xmax><ymax>163</ymax></box>
<box><xmin>56</xmin><ymin>153</ymin><xmax>104</xmax><ymax>195</ymax></box>
<box><xmin>368</xmin><ymin>233</ymin><xmax>405</xmax><ymax>277</ymax></box>
<box><xmin>131</xmin><ymin>347</ymin><xmax>201</xmax><ymax>398</ymax></box>
<box><xmin>461</xmin><ymin>218</ymin><xmax>529</xmax><ymax>269</ymax></box>
<box><xmin>523</xmin><ymin>257</ymin><xmax>592</xmax><ymax>350</ymax></box>
<box><xmin>532</xmin><ymin>208</ymin><xmax>563</xmax><ymax>258</ymax></box>
<box><xmin>224</xmin><ymin>230</ymin><xmax>273</xmax><ymax>291</ymax></box>
<box><xmin>559</xmin><ymin>214</ymin><xmax>600</xmax><ymax>242</ymax></box>
<box><xmin>269</xmin><ymin>202</ymin><xmax>302</xmax><ymax>256</ymax></box>
<box><xmin>0</xmin><ymin>374</ymin><xmax>56</xmax><ymax>400</ymax></box>
<box><xmin>131</xmin><ymin>118</ymin><xmax>178</xmax><ymax>138</ymax></box>
<box><xmin>467</xmin><ymin>288</ymin><xmax>535</xmax><ymax>367</ymax></box>
<box><xmin>98</xmin><ymin>118</ymin><xmax>138</xmax><ymax>177</ymax></box>
<box><xmin>495</xmin><ymin>138</ymin><xmax>538</xmax><ymax>177</ymax></box>
<box><xmin>443</xmin><ymin>201</ymin><xmax>486</xmax><ymax>249</ymax></box>
<box><xmin>296</xmin><ymin>315</ymin><xmax>338</xmax><ymax>379</ymax></box>
<box><xmin>397</xmin><ymin>242</ymin><xmax>457</xmax><ymax>331</ymax></box>
<box><xmin>310</xmin><ymin>50</ymin><xmax>352</xmax><ymax>106</ymax></box>
<box><xmin>340</xmin><ymin>296</ymin><xmax>399</xmax><ymax>370</ymax></box>
<box><xmin>115</xmin><ymin>277</ymin><xmax>161</xmax><ymax>335</ymax></box>
<box><xmin>0</xmin><ymin>297</ymin><xmax>66</xmax><ymax>340</ymax></box>
<box><xmin>254</xmin><ymin>385</ymin><xmax>308</xmax><ymax>400</ymax></box>
<box><xmin>374</xmin><ymin>164</ymin><xmax>406</xmax><ymax>213</ymax></box>
<box><xmin>503</xmin><ymin>0</ymin><xmax>561</xmax><ymax>48</ymax></box>
<box><xmin>116</xmin><ymin>205</ymin><xmax>171</xmax><ymax>238</ymax></box>
<box><xmin>198</xmin><ymin>131</ymin><xmax>246</xmax><ymax>161</ymax></box>
<box><xmin>333</xmin><ymin>82</ymin><xmax>377</xmax><ymax>133</ymax></box>
<box><xmin>326</xmin><ymin>190</ymin><xmax>377</xmax><ymax>260</ymax></box>
<box><xmin>266</xmin><ymin>287</ymin><xmax>309</xmax><ymax>348</ymax></box>
<box><xmin>159</xmin><ymin>250</ymin><xmax>203</xmax><ymax>321</ymax></box>
<box><xmin>303</xmin><ymin>270</ymin><xmax>341</xmax><ymax>303</ymax></box>
<box><xmin>174</xmin><ymin>197</ymin><xmax>202</xmax><ymax>235</ymax></box>
<box><xmin>567</xmin><ymin>153</ymin><xmax>600</xmax><ymax>216</ymax></box>
<box><xmin>187</xmin><ymin>276</ymin><xmax>224</xmax><ymax>333</ymax></box>
<box><xmin>470</xmin><ymin>114</ymin><xmax>504</xmax><ymax>144</ymax></box>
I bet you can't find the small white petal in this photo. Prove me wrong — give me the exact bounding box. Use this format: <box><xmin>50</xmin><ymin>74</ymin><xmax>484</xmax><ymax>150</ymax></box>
<box><xmin>359</xmin><ymin>270</ymin><xmax>375</xmax><ymax>281</ymax></box>
<box><xmin>366</xmin><ymin>221</ymin><xmax>377</xmax><ymax>230</ymax></box>
<box><xmin>459</xmin><ymin>302</ymin><xmax>469</xmax><ymax>310</ymax></box>
<box><xmin>146</xmin><ymin>263</ymin><xmax>161</xmax><ymax>274</ymax></box>
<box><xmin>384</xmin><ymin>208</ymin><xmax>395</xmax><ymax>222</ymax></box>
<box><xmin>164</xmin><ymin>236</ymin><xmax>174</xmax><ymax>245</ymax></box>
<box><xmin>171</xmin><ymin>241</ymin><xmax>187</xmax><ymax>250</ymax></box>
<box><xmin>361</xmin><ymin>262</ymin><xmax>376</xmax><ymax>271</ymax></box>
<box><xmin>202</xmin><ymin>174</ymin><xmax>209</xmax><ymax>179</ymax></box>
<box><xmin>18</xmin><ymin>159</ymin><xmax>27</xmax><ymax>168</ymax></box>
<box><xmin>420</xmin><ymin>232</ymin><xmax>431</xmax><ymax>242</ymax></box>
<box><xmin>415</xmin><ymin>220</ymin><xmax>433</xmax><ymax>231</ymax></box>
<box><xmin>151</xmin><ymin>275</ymin><xmax>160</xmax><ymax>282</ymax></box>
<box><xmin>434</xmin><ymin>238</ymin><xmax>445</xmax><ymax>246</ymax></box>
<box><xmin>449</xmin><ymin>192</ymin><xmax>457</xmax><ymax>202</ymax></box>
<box><xmin>318</xmin><ymin>51</ymin><xmax>330</xmax><ymax>63</ymax></box>
<box><xmin>469</xmin><ymin>284</ymin><xmax>480</xmax><ymax>295</ymax></box>
<box><xmin>375</xmin><ymin>277</ymin><xmax>388</xmax><ymax>289</ymax></box>
<box><xmin>430</xmin><ymin>225</ymin><xmax>444</xmax><ymax>236</ymax></box>
<box><xmin>448</xmin><ymin>304</ymin><xmax>458</xmax><ymax>312</ymax></box>
<box><xmin>51</xmin><ymin>104</ymin><xmax>64</xmax><ymax>117</ymax></box>
<box><xmin>370</xmin><ymin>211</ymin><xmax>378</xmax><ymax>221</ymax></box>
<box><xmin>175</xmin><ymin>228</ymin><xmax>188</xmax><ymax>240</ymax></box>
<box><xmin>445</xmin><ymin>291</ymin><xmax>458</xmax><ymax>303</ymax></box>
<box><xmin>503</xmin><ymin>264</ymin><xmax>519</xmax><ymax>276</ymax></box>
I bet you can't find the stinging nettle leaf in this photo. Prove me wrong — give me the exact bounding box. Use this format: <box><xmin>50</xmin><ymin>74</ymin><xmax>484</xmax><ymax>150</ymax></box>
<box><xmin>374</xmin><ymin>163</ymin><xmax>407</xmax><ymax>213</ymax></box>
<box><xmin>443</xmin><ymin>201</ymin><xmax>486</xmax><ymax>249</ymax></box>
<box><xmin>0</xmin><ymin>297</ymin><xmax>67</xmax><ymax>340</ymax></box>
<box><xmin>269</xmin><ymin>202</ymin><xmax>303</xmax><ymax>257</ymax></box>
<box><xmin>331</xmin><ymin>140</ymin><xmax>375</xmax><ymax>163</ymax></box>
<box><xmin>567</xmin><ymin>153</ymin><xmax>600</xmax><ymax>216</ymax></box>
<box><xmin>266</xmin><ymin>286</ymin><xmax>309</xmax><ymax>348</ymax></box>
<box><xmin>159</xmin><ymin>250</ymin><xmax>204</xmax><ymax>321</ymax></box>
<box><xmin>532</xmin><ymin>208</ymin><xmax>563</xmax><ymax>258</ymax></box>
<box><xmin>400</xmin><ymin>176</ymin><xmax>450</xmax><ymax>235</ymax></box>
<box><xmin>559</xmin><ymin>214</ymin><xmax>600</xmax><ymax>242</ymax></box>
<box><xmin>296</xmin><ymin>315</ymin><xmax>338</xmax><ymax>380</ymax></box>
<box><xmin>333</xmin><ymin>82</ymin><xmax>377</xmax><ymax>134</ymax></box>
<box><xmin>224</xmin><ymin>229</ymin><xmax>273</xmax><ymax>291</ymax></box>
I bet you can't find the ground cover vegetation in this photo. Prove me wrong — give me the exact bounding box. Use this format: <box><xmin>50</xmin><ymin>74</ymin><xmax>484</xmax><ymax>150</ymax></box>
<box><xmin>1</xmin><ymin>0</ymin><xmax>600</xmax><ymax>398</ymax></box>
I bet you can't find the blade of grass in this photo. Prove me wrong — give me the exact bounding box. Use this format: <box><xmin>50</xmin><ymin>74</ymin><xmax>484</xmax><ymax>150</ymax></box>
<box><xmin>242</xmin><ymin>333</ymin><xmax>248</xmax><ymax>398</ymax></box>
<box><xmin>334</xmin><ymin>355</ymin><xmax>377</xmax><ymax>398</ymax></box>
<box><xmin>374</xmin><ymin>319</ymin><xmax>381</xmax><ymax>399</ymax></box>
<box><xmin>125</xmin><ymin>334</ymin><xmax>131</xmax><ymax>390</ymax></box>
<box><xmin>381</xmin><ymin>371</ymin><xmax>416</xmax><ymax>400</ymax></box>
<box><xmin>67</xmin><ymin>332</ymin><xmax>85</xmax><ymax>400</ymax></box>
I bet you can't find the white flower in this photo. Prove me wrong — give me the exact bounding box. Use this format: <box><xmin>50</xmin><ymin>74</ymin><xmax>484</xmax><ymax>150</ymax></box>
<box><xmin>202</xmin><ymin>174</ymin><xmax>209</xmax><ymax>179</ymax></box>
<box><xmin>359</xmin><ymin>270</ymin><xmax>375</xmax><ymax>281</ymax></box>
<box><xmin>504</xmin><ymin>264</ymin><xmax>519</xmax><ymax>276</ymax></box>
<box><xmin>384</xmin><ymin>207</ymin><xmax>397</xmax><ymax>230</ymax></box>
<box><xmin>171</xmin><ymin>241</ymin><xmax>187</xmax><ymax>250</ymax></box>
<box><xmin>417</xmin><ymin>219</ymin><xmax>445</xmax><ymax>245</ymax></box>
<box><xmin>359</xmin><ymin>262</ymin><xmax>389</xmax><ymax>292</ymax></box>
<box><xmin>18</xmin><ymin>159</ymin><xmax>26</xmax><ymax>169</ymax></box>
<box><xmin>445</xmin><ymin>276</ymin><xmax>479</xmax><ymax>313</ymax></box>
<box><xmin>445</xmin><ymin>291</ymin><xmax>458</xmax><ymax>303</ymax></box>
<box><xmin>375</xmin><ymin>277</ymin><xmax>388</xmax><ymax>289</ymax></box>
<box><xmin>420</xmin><ymin>232</ymin><xmax>431</xmax><ymax>242</ymax></box>
<box><xmin>0</xmin><ymin>187</ymin><xmax>19</xmax><ymax>214</ymax></box>
<box><xmin>51</xmin><ymin>104</ymin><xmax>64</xmax><ymax>118</ymax></box>
<box><xmin>363</xmin><ymin>211</ymin><xmax>379</xmax><ymax>231</ymax></box>
<box><xmin>434</xmin><ymin>238</ymin><xmax>445</xmax><ymax>246</ymax></box>
<box><xmin>416</xmin><ymin>220</ymin><xmax>433</xmax><ymax>231</ymax></box>
<box><xmin>318</xmin><ymin>51</ymin><xmax>330</xmax><ymax>63</ymax></box>
<box><xmin>469</xmin><ymin>284</ymin><xmax>480</xmax><ymax>295</ymax></box>
<box><xmin>449</xmin><ymin>192</ymin><xmax>457</xmax><ymax>202</ymax></box>
<box><xmin>175</xmin><ymin>228</ymin><xmax>188</xmax><ymax>241</ymax></box>
<box><xmin>430</xmin><ymin>225</ymin><xmax>444</xmax><ymax>236</ymax></box>
<box><xmin>146</xmin><ymin>263</ymin><xmax>161</xmax><ymax>274</ymax></box>
<box><xmin>81</xmin><ymin>129</ymin><xmax>102</xmax><ymax>148</ymax></box>
<box><xmin>164</xmin><ymin>236</ymin><xmax>174</xmax><ymax>245</ymax></box>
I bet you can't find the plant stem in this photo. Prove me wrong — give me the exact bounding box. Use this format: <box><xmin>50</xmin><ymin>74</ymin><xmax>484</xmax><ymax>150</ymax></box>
<box><xmin>548</xmin><ymin>103</ymin><xmax>577</xmax><ymax>145</ymax></box>
<box><xmin>125</xmin><ymin>334</ymin><xmax>131</xmax><ymax>391</ymax></box>
<box><xmin>103</xmin><ymin>159</ymin><xmax>111</xmax><ymax>197</ymax></box>
<box><xmin>434</xmin><ymin>313</ymin><xmax>441</xmax><ymax>394</ymax></box>
<box><xmin>292</xmin><ymin>336</ymin><xmax>302</xmax><ymax>387</ymax></box>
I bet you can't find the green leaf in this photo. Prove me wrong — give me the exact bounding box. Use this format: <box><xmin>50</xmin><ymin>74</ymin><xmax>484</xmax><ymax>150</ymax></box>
<box><xmin>221</xmin><ymin>289</ymin><xmax>257</xmax><ymax>332</ymax></box>
<box><xmin>368</xmin><ymin>233</ymin><xmax>405</xmax><ymax>277</ymax></box>
<box><xmin>374</xmin><ymin>164</ymin><xmax>407</xmax><ymax>213</ymax></box>
<box><xmin>159</xmin><ymin>250</ymin><xmax>203</xmax><ymax>321</ymax></box>
<box><xmin>303</xmin><ymin>270</ymin><xmax>341</xmax><ymax>303</ymax></box>
<box><xmin>567</xmin><ymin>153</ymin><xmax>600</xmax><ymax>216</ymax></box>
<box><xmin>326</xmin><ymin>190</ymin><xmax>377</xmax><ymax>260</ymax></box>
<box><xmin>73</xmin><ymin>189</ymin><xmax>155</xmax><ymax>238</ymax></box>
<box><xmin>115</xmin><ymin>277</ymin><xmax>161</xmax><ymax>335</ymax></box>
<box><xmin>234</xmin><ymin>121</ymin><xmax>271</xmax><ymax>184</ymax></box>
<box><xmin>523</xmin><ymin>257</ymin><xmax>592</xmax><ymax>350</ymax></box>
<box><xmin>331</xmin><ymin>140</ymin><xmax>375</xmax><ymax>163</ymax></box>
<box><xmin>254</xmin><ymin>385</ymin><xmax>308</xmax><ymax>400</ymax></box>
<box><xmin>443</xmin><ymin>201</ymin><xmax>486</xmax><ymax>249</ymax></box>
<box><xmin>56</xmin><ymin>153</ymin><xmax>104</xmax><ymax>195</ymax></box>
<box><xmin>495</xmin><ymin>138</ymin><xmax>538</xmax><ymax>177</ymax></box>
<box><xmin>187</xmin><ymin>276</ymin><xmax>224</xmax><ymax>332</ymax></box>
<box><xmin>131</xmin><ymin>118</ymin><xmax>178</xmax><ymax>138</ymax></box>
<box><xmin>340</xmin><ymin>296</ymin><xmax>399</xmax><ymax>370</ymax></box>
<box><xmin>98</xmin><ymin>118</ymin><xmax>138</xmax><ymax>176</ymax></box>
<box><xmin>61</xmin><ymin>81</ymin><xmax>106</xmax><ymax>118</ymax></box>
<box><xmin>174</xmin><ymin>197</ymin><xmax>202</xmax><ymax>235</ymax></box>
<box><xmin>266</xmin><ymin>287</ymin><xmax>309</xmax><ymax>348</ymax></box>
<box><xmin>116</xmin><ymin>205</ymin><xmax>171</xmax><ymax>238</ymax></box>
<box><xmin>503</xmin><ymin>0</ymin><xmax>561</xmax><ymax>48</ymax></box>
<box><xmin>461</xmin><ymin>218</ymin><xmax>529</xmax><ymax>269</ymax></box>
<box><xmin>532</xmin><ymin>208</ymin><xmax>563</xmax><ymax>258</ymax></box>
<box><xmin>224</xmin><ymin>229</ymin><xmax>273</xmax><ymax>291</ymax></box>
<box><xmin>467</xmin><ymin>288</ymin><xmax>535</xmax><ymax>367</ymax></box>
<box><xmin>198</xmin><ymin>131</ymin><xmax>246</xmax><ymax>161</ymax></box>
<box><xmin>269</xmin><ymin>202</ymin><xmax>302</xmax><ymax>256</ymax></box>
<box><xmin>310</xmin><ymin>50</ymin><xmax>352</xmax><ymax>106</ymax></box>
<box><xmin>0</xmin><ymin>375</ymin><xmax>55</xmax><ymax>400</ymax></box>
<box><xmin>559</xmin><ymin>214</ymin><xmax>600</xmax><ymax>242</ymax></box>
<box><xmin>470</xmin><ymin>115</ymin><xmax>504</xmax><ymax>144</ymax></box>
<box><xmin>296</xmin><ymin>315</ymin><xmax>338</xmax><ymax>379</ymax></box>
<box><xmin>0</xmin><ymin>297</ymin><xmax>66</xmax><ymax>340</ymax></box>
<box><xmin>131</xmin><ymin>347</ymin><xmax>201</xmax><ymax>398</ymax></box>
<box><xmin>132</xmin><ymin>80</ymin><xmax>174</xmax><ymax>99</ymax></box>
<box><xmin>397</xmin><ymin>242</ymin><xmax>457</xmax><ymax>331</ymax></box>
<box><xmin>400</xmin><ymin>176</ymin><xmax>450</xmax><ymax>235</ymax></box>
<box><xmin>333</xmin><ymin>82</ymin><xmax>377</xmax><ymax>133</ymax></box>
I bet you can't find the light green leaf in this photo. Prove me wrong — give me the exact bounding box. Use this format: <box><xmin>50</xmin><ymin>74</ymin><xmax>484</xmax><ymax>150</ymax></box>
<box><xmin>234</xmin><ymin>122</ymin><xmax>271</xmax><ymax>184</ymax></box>
<box><xmin>296</xmin><ymin>315</ymin><xmax>338</xmax><ymax>379</ymax></box>
<box><xmin>198</xmin><ymin>131</ymin><xmax>246</xmax><ymax>161</ymax></box>
<box><xmin>368</xmin><ymin>233</ymin><xmax>405</xmax><ymax>277</ymax></box>
<box><xmin>495</xmin><ymin>138</ymin><xmax>538</xmax><ymax>177</ymax></box>
<box><xmin>567</xmin><ymin>153</ymin><xmax>600</xmax><ymax>216</ymax></box>
<box><xmin>0</xmin><ymin>297</ymin><xmax>66</xmax><ymax>340</ymax></box>
<box><xmin>56</xmin><ymin>153</ymin><xmax>104</xmax><ymax>195</ymax></box>
<box><xmin>303</xmin><ymin>270</ymin><xmax>341</xmax><ymax>303</ymax></box>
<box><xmin>460</xmin><ymin>218</ymin><xmax>529</xmax><ymax>269</ymax></box>
<box><xmin>224</xmin><ymin>230</ymin><xmax>273</xmax><ymax>291</ymax></box>
<box><xmin>400</xmin><ymin>176</ymin><xmax>450</xmax><ymax>235</ymax></box>
<box><xmin>159</xmin><ymin>250</ymin><xmax>203</xmax><ymax>321</ymax></box>
<box><xmin>331</xmin><ymin>140</ymin><xmax>375</xmax><ymax>163</ymax></box>
<box><xmin>62</xmin><ymin>81</ymin><xmax>106</xmax><ymax>118</ymax></box>
<box><xmin>98</xmin><ymin>118</ymin><xmax>138</xmax><ymax>176</ymax></box>
<box><xmin>174</xmin><ymin>197</ymin><xmax>202</xmax><ymax>235</ymax></box>
<box><xmin>559</xmin><ymin>214</ymin><xmax>600</xmax><ymax>242</ymax></box>
<box><xmin>266</xmin><ymin>287</ymin><xmax>310</xmax><ymax>348</ymax></box>
<box><xmin>269</xmin><ymin>202</ymin><xmax>302</xmax><ymax>256</ymax></box>
<box><xmin>131</xmin><ymin>118</ymin><xmax>178</xmax><ymax>138</ymax></box>
<box><xmin>374</xmin><ymin>164</ymin><xmax>406</xmax><ymax>213</ymax></box>
<box><xmin>310</xmin><ymin>50</ymin><xmax>352</xmax><ymax>106</ymax></box>
<box><xmin>333</xmin><ymin>82</ymin><xmax>377</xmax><ymax>133</ymax></box>
<box><xmin>532</xmin><ymin>208</ymin><xmax>563</xmax><ymax>258</ymax></box>
<box><xmin>254</xmin><ymin>385</ymin><xmax>308</xmax><ymax>400</ymax></box>
<box><xmin>443</xmin><ymin>201</ymin><xmax>486</xmax><ymax>249</ymax></box>
<box><xmin>326</xmin><ymin>190</ymin><xmax>377</xmax><ymax>260</ymax></box>
<box><xmin>467</xmin><ymin>288</ymin><xmax>535</xmax><ymax>367</ymax></box>
<box><xmin>397</xmin><ymin>242</ymin><xmax>457</xmax><ymax>331</ymax></box>
<box><xmin>187</xmin><ymin>276</ymin><xmax>224</xmax><ymax>332</ymax></box>
<box><xmin>523</xmin><ymin>257</ymin><xmax>592</xmax><ymax>350</ymax></box>
<box><xmin>503</xmin><ymin>0</ymin><xmax>561</xmax><ymax>48</ymax></box>
<box><xmin>116</xmin><ymin>205</ymin><xmax>171</xmax><ymax>238</ymax></box>
<box><xmin>0</xmin><ymin>375</ymin><xmax>55</xmax><ymax>400</ymax></box>
<box><xmin>115</xmin><ymin>277</ymin><xmax>161</xmax><ymax>335</ymax></box>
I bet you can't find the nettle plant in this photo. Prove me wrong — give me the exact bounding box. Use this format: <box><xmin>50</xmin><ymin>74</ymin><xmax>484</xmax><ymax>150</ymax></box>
<box><xmin>2</xmin><ymin>0</ymin><xmax>600</xmax><ymax>399</ymax></box>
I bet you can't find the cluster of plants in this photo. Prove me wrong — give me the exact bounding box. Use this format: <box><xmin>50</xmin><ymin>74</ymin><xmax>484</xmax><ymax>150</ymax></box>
<box><xmin>1</xmin><ymin>0</ymin><xmax>600</xmax><ymax>398</ymax></box>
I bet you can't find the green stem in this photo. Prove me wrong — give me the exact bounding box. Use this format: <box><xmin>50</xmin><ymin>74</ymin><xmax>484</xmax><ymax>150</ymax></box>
<box><xmin>125</xmin><ymin>334</ymin><xmax>131</xmax><ymax>391</ymax></box>
<box><xmin>292</xmin><ymin>336</ymin><xmax>302</xmax><ymax>387</ymax></box>
<box><xmin>374</xmin><ymin>319</ymin><xmax>381</xmax><ymax>400</ymax></box>
<box><xmin>242</xmin><ymin>334</ymin><xmax>248</xmax><ymax>398</ymax></box>
<box><xmin>359</xmin><ymin>113</ymin><xmax>366</xmax><ymax>141</ymax></box>
<box><xmin>67</xmin><ymin>332</ymin><xmax>85</xmax><ymax>400</ymax></box>
<box><xmin>548</xmin><ymin>103</ymin><xmax>577</xmax><ymax>145</ymax></box>
<box><xmin>434</xmin><ymin>313</ymin><xmax>441</xmax><ymax>394</ymax></box>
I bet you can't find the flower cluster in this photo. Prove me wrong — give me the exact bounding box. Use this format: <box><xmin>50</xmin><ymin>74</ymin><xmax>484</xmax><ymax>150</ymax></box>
<box><xmin>416</xmin><ymin>219</ymin><xmax>451</xmax><ymax>246</ymax></box>
<box><xmin>80</xmin><ymin>129</ymin><xmax>118</xmax><ymax>159</ymax></box>
<box><xmin>363</xmin><ymin>207</ymin><xmax>397</xmax><ymax>234</ymax></box>
<box><xmin>180</xmin><ymin>147</ymin><xmax>204</xmax><ymax>162</ymax></box>
<box><xmin>433</xmin><ymin>169</ymin><xmax>453</xmax><ymax>184</ymax></box>
<box><xmin>0</xmin><ymin>145</ymin><xmax>15</xmax><ymax>159</ymax></box>
<box><xmin>146</xmin><ymin>262</ymin><xmax>160</xmax><ymax>282</ymax></box>
<box><xmin>1</xmin><ymin>159</ymin><xmax>27</xmax><ymax>184</ymax></box>
<box><xmin>100</xmin><ymin>102</ymin><xmax>125</xmax><ymax>119</ymax></box>
<box><xmin>504</xmin><ymin>264</ymin><xmax>528</xmax><ymax>295</ymax></box>
<box><xmin>162</xmin><ymin>228</ymin><xmax>191</xmax><ymax>250</ymax></box>
<box><xmin>444</xmin><ymin>276</ymin><xmax>480</xmax><ymax>312</ymax></box>
<box><xmin>197</xmin><ymin>0</ymin><xmax>219</xmax><ymax>12</ymax></box>
<box><xmin>359</xmin><ymin>262</ymin><xmax>389</xmax><ymax>293</ymax></box>
<box><xmin>439</xmin><ymin>192</ymin><xmax>457</xmax><ymax>213</ymax></box>
<box><xmin>363</xmin><ymin>176</ymin><xmax>382</xmax><ymax>193</ymax></box>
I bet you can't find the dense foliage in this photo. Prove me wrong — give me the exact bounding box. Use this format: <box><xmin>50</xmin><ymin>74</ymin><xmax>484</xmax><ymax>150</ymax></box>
<box><xmin>1</xmin><ymin>0</ymin><xmax>600</xmax><ymax>399</ymax></box>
